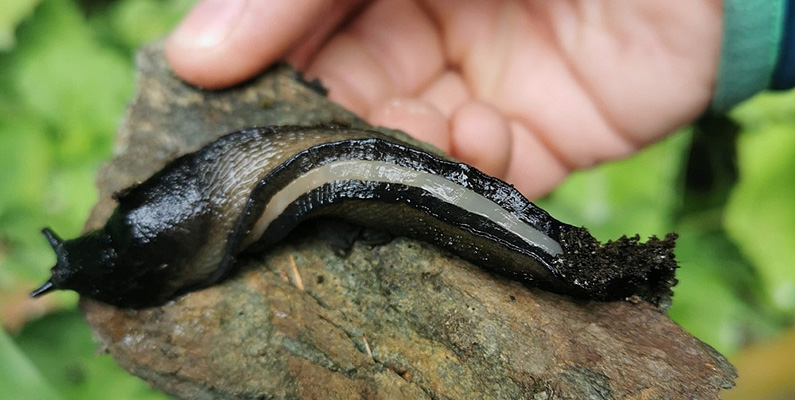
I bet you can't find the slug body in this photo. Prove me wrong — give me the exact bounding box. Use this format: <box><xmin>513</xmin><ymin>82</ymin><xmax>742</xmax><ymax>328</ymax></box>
<box><xmin>32</xmin><ymin>126</ymin><xmax>678</xmax><ymax>308</ymax></box>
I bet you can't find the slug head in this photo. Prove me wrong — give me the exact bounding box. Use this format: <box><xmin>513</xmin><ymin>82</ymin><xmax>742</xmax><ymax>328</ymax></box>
<box><xmin>31</xmin><ymin>224</ymin><xmax>186</xmax><ymax>308</ymax></box>
<box><xmin>31</xmin><ymin>227</ymin><xmax>122</xmax><ymax>301</ymax></box>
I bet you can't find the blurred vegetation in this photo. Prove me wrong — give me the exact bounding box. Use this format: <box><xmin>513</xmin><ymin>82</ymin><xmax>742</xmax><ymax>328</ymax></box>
<box><xmin>0</xmin><ymin>0</ymin><xmax>794</xmax><ymax>399</ymax></box>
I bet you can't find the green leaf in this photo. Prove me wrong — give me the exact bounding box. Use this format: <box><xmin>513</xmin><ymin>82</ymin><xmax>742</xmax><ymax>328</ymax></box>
<box><xmin>732</xmin><ymin>90</ymin><xmax>795</xmax><ymax>128</ymax></box>
<box><xmin>667</xmin><ymin>229</ymin><xmax>777</xmax><ymax>356</ymax></box>
<box><xmin>0</xmin><ymin>108</ymin><xmax>54</xmax><ymax>288</ymax></box>
<box><xmin>0</xmin><ymin>107</ymin><xmax>51</xmax><ymax>216</ymax></box>
<box><xmin>1</xmin><ymin>2</ymin><xmax>181</xmax><ymax>397</ymax></box>
<box><xmin>538</xmin><ymin>129</ymin><xmax>690</xmax><ymax>241</ymax></box>
<box><xmin>13</xmin><ymin>311</ymin><xmax>169</xmax><ymax>400</ymax></box>
<box><xmin>0</xmin><ymin>0</ymin><xmax>131</xmax><ymax>295</ymax></box>
<box><xmin>0</xmin><ymin>0</ymin><xmax>40</xmax><ymax>51</ymax></box>
<box><xmin>725</xmin><ymin>123</ymin><xmax>795</xmax><ymax>312</ymax></box>
<box><xmin>0</xmin><ymin>327</ymin><xmax>63</xmax><ymax>400</ymax></box>
<box><xmin>0</xmin><ymin>106</ymin><xmax>97</xmax><ymax>289</ymax></box>
<box><xmin>105</xmin><ymin>0</ymin><xmax>194</xmax><ymax>50</ymax></box>
<box><xmin>11</xmin><ymin>0</ymin><xmax>132</xmax><ymax>159</ymax></box>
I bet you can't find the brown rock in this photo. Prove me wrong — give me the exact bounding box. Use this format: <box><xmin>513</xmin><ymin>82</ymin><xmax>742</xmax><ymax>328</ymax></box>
<box><xmin>81</xmin><ymin>41</ymin><xmax>736</xmax><ymax>399</ymax></box>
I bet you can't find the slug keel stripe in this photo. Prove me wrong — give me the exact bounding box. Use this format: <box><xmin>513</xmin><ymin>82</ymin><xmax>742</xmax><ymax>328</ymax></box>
<box><xmin>247</xmin><ymin>160</ymin><xmax>562</xmax><ymax>256</ymax></box>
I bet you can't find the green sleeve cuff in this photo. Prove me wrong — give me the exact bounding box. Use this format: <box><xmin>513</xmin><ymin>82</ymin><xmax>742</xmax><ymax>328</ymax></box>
<box><xmin>711</xmin><ymin>0</ymin><xmax>786</xmax><ymax>112</ymax></box>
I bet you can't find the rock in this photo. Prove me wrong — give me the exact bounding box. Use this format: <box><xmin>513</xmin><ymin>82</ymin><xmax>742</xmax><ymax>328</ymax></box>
<box><xmin>81</xmin><ymin>41</ymin><xmax>736</xmax><ymax>399</ymax></box>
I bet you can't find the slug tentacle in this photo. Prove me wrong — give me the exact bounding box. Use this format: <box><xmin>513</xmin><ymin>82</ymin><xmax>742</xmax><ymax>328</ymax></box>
<box><xmin>31</xmin><ymin>125</ymin><xmax>678</xmax><ymax>308</ymax></box>
<box><xmin>42</xmin><ymin>227</ymin><xmax>64</xmax><ymax>249</ymax></box>
<box><xmin>30</xmin><ymin>279</ymin><xmax>55</xmax><ymax>298</ymax></box>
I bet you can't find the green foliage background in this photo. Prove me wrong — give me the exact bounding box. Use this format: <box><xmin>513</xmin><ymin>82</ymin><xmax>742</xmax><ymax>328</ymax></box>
<box><xmin>0</xmin><ymin>1</ymin><xmax>793</xmax><ymax>399</ymax></box>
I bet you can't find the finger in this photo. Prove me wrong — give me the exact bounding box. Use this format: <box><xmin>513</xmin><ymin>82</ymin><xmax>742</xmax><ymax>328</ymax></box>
<box><xmin>543</xmin><ymin>1</ymin><xmax>721</xmax><ymax>141</ymax></box>
<box><xmin>466</xmin><ymin>6</ymin><xmax>636</xmax><ymax>169</ymax></box>
<box><xmin>286</xmin><ymin>0</ymin><xmax>370</xmax><ymax>68</ymax></box>
<box><xmin>449</xmin><ymin>101</ymin><xmax>510</xmax><ymax>178</ymax></box>
<box><xmin>505</xmin><ymin>122</ymin><xmax>568</xmax><ymax>199</ymax></box>
<box><xmin>419</xmin><ymin>71</ymin><xmax>471</xmax><ymax>117</ymax></box>
<box><xmin>305</xmin><ymin>34</ymin><xmax>394</xmax><ymax>117</ymax></box>
<box><xmin>306</xmin><ymin>0</ymin><xmax>444</xmax><ymax>116</ymax></box>
<box><xmin>166</xmin><ymin>0</ymin><xmax>334</xmax><ymax>88</ymax></box>
<box><xmin>369</xmin><ymin>97</ymin><xmax>451</xmax><ymax>153</ymax></box>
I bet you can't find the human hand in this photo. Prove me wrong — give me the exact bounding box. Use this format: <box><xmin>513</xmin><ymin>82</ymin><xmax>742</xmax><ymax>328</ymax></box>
<box><xmin>166</xmin><ymin>0</ymin><xmax>721</xmax><ymax>198</ymax></box>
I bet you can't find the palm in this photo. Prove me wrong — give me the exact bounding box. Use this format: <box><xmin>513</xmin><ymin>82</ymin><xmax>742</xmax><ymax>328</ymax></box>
<box><xmin>167</xmin><ymin>0</ymin><xmax>721</xmax><ymax>197</ymax></box>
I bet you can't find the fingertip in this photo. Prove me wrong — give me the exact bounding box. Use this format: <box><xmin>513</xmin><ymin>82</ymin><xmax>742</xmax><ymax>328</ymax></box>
<box><xmin>450</xmin><ymin>101</ymin><xmax>511</xmax><ymax>178</ymax></box>
<box><xmin>504</xmin><ymin>122</ymin><xmax>569</xmax><ymax>199</ymax></box>
<box><xmin>319</xmin><ymin>74</ymin><xmax>372</xmax><ymax>118</ymax></box>
<box><xmin>369</xmin><ymin>97</ymin><xmax>451</xmax><ymax>153</ymax></box>
<box><xmin>165</xmin><ymin>0</ymin><xmax>329</xmax><ymax>88</ymax></box>
<box><xmin>419</xmin><ymin>71</ymin><xmax>471</xmax><ymax>117</ymax></box>
<box><xmin>165</xmin><ymin>0</ymin><xmax>247</xmax><ymax>88</ymax></box>
<box><xmin>164</xmin><ymin>38</ymin><xmax>250</xmax><ymax>89</ymax></box>
<box><xmin>306</xmin><ymin>33</ymin><xmax>395</xmax><ymax>118</ymax></box>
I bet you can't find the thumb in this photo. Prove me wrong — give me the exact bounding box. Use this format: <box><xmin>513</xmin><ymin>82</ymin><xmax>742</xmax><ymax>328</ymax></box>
<box><xmin>165</xmin><ymin>0</ymin><xmax>330</xmax><ymax>88</ymax></box>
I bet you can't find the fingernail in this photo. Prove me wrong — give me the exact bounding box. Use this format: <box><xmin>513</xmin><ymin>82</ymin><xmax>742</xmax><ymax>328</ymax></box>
<box><xmin>170</xmin><ymin>0</ymin><xmax>247</xmax><ymax>49</ymax></box>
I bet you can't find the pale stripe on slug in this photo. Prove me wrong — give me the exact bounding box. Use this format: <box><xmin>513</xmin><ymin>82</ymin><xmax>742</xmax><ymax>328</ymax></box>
<box><xmin>246</xmin><ymin>159</ymin><xmax>563</xmax><ymax>256</ymax></box>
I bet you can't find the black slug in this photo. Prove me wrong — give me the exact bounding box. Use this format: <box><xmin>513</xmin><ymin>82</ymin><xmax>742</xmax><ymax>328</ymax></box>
<box><xmin>30</xmin><ymin>125</ymin><xmax>678</xmax><ymax>308</ymax></box>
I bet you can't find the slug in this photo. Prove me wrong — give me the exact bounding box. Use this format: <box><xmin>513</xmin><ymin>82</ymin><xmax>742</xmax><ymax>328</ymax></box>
<box><xmin>30</xmin><ymin>125</ymin><xmax>678</xmax><ymax>308</ymax></box>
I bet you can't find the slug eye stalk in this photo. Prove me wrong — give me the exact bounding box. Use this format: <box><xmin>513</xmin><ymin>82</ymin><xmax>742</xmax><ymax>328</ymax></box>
<box><xmin>30</xmin><ymin>280</ymin><xmax>55</xmax><ymax>298</ymax></box>
<box><xmin>30</xmin><ymin>228</ymin><xmax>63</xmax><ymax>298</ymax></box>
<box><xmin>42</xmin><ymin>227</ymin><xmax>63</xmax><ymax>249</ymax></box>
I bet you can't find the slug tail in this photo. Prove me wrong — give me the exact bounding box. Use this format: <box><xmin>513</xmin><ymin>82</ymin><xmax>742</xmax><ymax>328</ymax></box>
<box><xmin>553</xmin><ymin>226</ymin><xmax>679</xmax><ymax>309</ymax></box>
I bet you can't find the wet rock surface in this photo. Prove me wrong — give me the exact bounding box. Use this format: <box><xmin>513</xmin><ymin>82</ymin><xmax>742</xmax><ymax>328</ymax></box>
<box><xmin>81</xmin><ymin>41</ymin><xmax>736</xmax><ymax>399</ymax></box>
